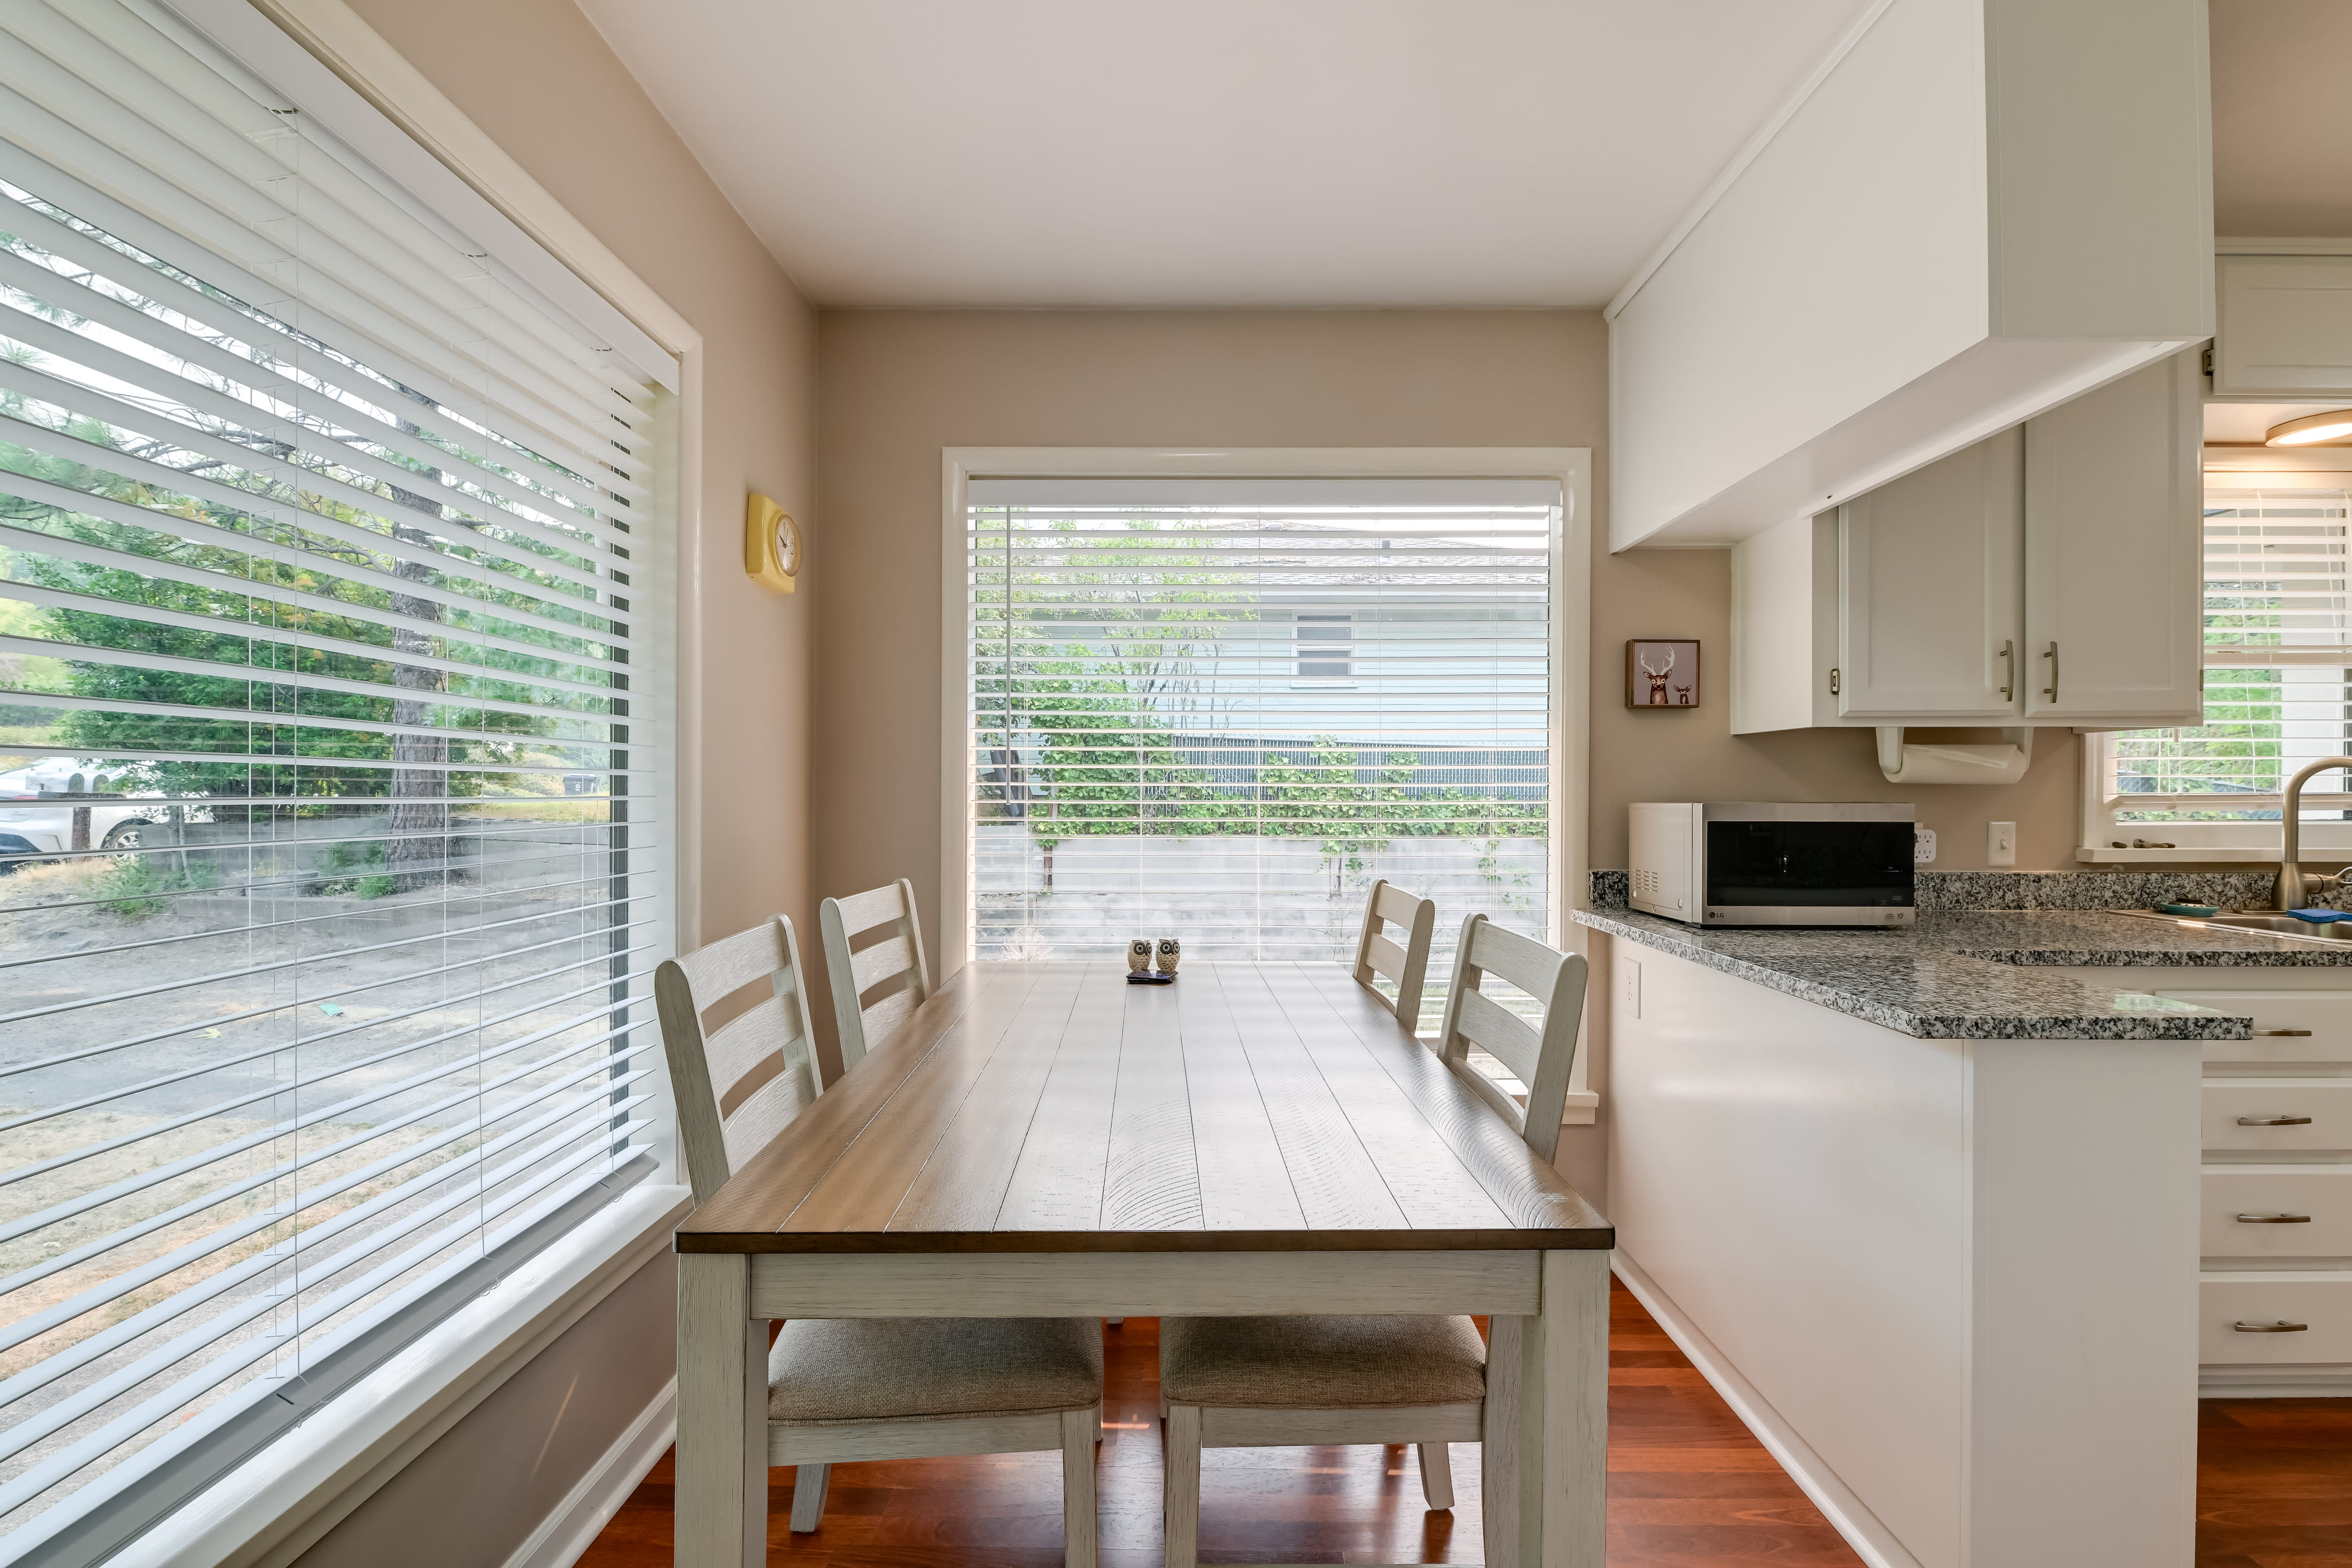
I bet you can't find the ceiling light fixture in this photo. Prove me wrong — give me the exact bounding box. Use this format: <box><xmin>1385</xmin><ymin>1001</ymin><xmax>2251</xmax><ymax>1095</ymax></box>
<box><xmin>2265</xmin><ymin>410</ymin><xmax>2352</xmax><ymax>447</ymax></box>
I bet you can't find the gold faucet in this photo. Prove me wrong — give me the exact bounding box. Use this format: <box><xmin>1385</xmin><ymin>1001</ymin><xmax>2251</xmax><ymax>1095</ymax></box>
<box><xmin>2273</xmin><ymin>756</ymin><xmax>2352</xmax><ymax>910</ymax></box>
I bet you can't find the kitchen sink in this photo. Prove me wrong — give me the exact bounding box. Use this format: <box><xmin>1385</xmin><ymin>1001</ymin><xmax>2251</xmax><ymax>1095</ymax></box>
<box><xmin>2196</xmin><ymin>913</ymin><xmax>2352</xmax><ymax>939</ymax></box>
<box><xmin>2116</xmin><ymin>910</ymin><xmax>2352</xmax><ymax>943</ymax></box>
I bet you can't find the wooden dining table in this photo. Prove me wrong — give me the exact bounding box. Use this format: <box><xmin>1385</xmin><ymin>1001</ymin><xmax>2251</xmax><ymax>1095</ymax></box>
<box><xmin>673</xmin><ymin>959</ymin><xmax>1615</xmax><ymax>1568</ymax></box>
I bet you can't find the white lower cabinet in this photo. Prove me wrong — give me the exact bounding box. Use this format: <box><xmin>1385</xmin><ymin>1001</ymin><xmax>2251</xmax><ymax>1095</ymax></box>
<box><xmin>2199</xmin><ymin>1277</ymin><xmax>2352</xmax><ymax>1363</ymax></box>
<box><xmin>2149</xmin><ymin>981</ymin><xmax>2352</xmax><ymax>1393</ymax></box>
<box><xmin>2200</xmin><ymin>1081</ymin><xmax>2352</xmax><ymax>1151</ymax></box>
<box><xmin>2200</xmin><ymin>1169</ymin><xmax>2352</xmax><ymax>1257</ymax></box>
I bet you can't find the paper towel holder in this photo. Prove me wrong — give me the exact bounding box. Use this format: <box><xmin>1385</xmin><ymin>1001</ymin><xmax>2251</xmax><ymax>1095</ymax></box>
<box><xmin>1875</xmin><ymin>726</ymin><xmax>2034</xmax><ymax>786</ymax></box>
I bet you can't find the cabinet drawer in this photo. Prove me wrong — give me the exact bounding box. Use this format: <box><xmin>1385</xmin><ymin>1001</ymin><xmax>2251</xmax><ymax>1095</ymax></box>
<box><xmin>2200</xmin><ymin>1276</ymin><xmax>2352</xmax><ymax>1363</ymax></box>
<box><xmin>2202</xmin><ymin>1169</ymin><xmax>2352</xmax><ymax>1257</ymax></box>
<box><xmin>2150</xmin><ymin>991</ymin><xmax>2352</xmax><ymax>1065</ymax></box>
<box><xmin>2201</xmin><ymin>1082</ymin><xmax>2352</xmax><ymax>1150</ymax></box>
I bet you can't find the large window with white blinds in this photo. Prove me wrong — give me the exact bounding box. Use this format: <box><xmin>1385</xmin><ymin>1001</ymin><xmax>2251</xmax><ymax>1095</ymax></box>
<box><xmin>2094</xmin><ymin>487</ymin><xmax>2352</xmax><ymax>852</ymax></box>
<box><xmin>0</xmin><ymin>6</ymin><xmax>673</xmax><ymax>1559</ymax></box>
<box><xmin>962</xmin><ymin>477</ymin><xmax>1557</xmax><ymax>1027</ymax></box>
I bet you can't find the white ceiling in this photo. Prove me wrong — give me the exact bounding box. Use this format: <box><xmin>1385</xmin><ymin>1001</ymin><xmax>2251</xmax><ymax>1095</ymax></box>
<box><xmin>576</xmin><ymin>0</ymin><xmax>1872</xmax><ymax>309</ymax></box>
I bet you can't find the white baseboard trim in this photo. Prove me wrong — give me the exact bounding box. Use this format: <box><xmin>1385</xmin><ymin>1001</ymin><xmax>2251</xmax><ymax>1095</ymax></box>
<box><xmin>502</xmin><ymin>1379</ymin><xmax>677</xmax><ymax>1568</ymax></box>
<box><xmin>1611</xmin><ymin>1252</ymin><xmax>1924</xmax><ymax>1568</ymax></box>
<box><xmin>2201</xmin><ymin>1371</ymin><xmax>2352</xmax><ymax>1398</ymax></box>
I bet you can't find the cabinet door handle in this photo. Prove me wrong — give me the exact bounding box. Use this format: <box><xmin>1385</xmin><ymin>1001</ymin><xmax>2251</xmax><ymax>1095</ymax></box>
<box><xmin>1997</xmin><ymin>639</ymin><xmax>2015</xmax><ymax>701</ymax></box>
<box><xmin>2235</xmin><ymin>1213</ymin><xmax>2313</xmax><ymax>1223</ymax></box>
<box><xmin>2041</xmin><ymin>641</ymin><xmax>2059</xmax><ymax>703</ymax></box>
<box><xmin>2253</xmin><ymin>1028</ymin><xmax>2315</xmax><ymax>1036</ymax></box>
<box><xmin>2233</xmin><ymin>1320</ymin><xmax>2311</xmax><ymax>1332</ymax></box>
<box><xmin>2237</xmin><ymin>1114</ymin><xmax>2315</xmax><ymax>1126</ymax></box>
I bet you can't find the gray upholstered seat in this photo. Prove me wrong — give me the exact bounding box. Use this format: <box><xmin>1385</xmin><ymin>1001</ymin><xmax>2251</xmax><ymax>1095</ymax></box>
<box><xmin>770</xmin><ymin>1316</ymin><xmax>1104</xmax><ymax>1423</ymax></box>
<box><xmin>1158</xmin><ymin>1314</ymin><xmax>1486</xmax><ymax>1409</ymax></box>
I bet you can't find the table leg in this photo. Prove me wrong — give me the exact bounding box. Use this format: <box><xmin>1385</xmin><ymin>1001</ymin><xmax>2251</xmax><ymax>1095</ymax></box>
<box><xmin>1487</xmin><ymin>1251</ymin><xmax>1608</xmax><ymax>1567</ymax></box>
<box><xmin>677</xmin><ymin>1253</ymin><xmax>766</xmax><ymax>1568</ymax></box>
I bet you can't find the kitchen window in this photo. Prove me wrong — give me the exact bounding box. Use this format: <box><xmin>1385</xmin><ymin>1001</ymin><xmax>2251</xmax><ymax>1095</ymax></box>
<box><xmin>2086</xmin><ymin>488</ymin><xmax>2352</xmax><ymax>856</ymax></box>
<box><xmin>0</xmin><ymin>6</ymin><xmax>676</xmax><ymax>1558</ymax></box>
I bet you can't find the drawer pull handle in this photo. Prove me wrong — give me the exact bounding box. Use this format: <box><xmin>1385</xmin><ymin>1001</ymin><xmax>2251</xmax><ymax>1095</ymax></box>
<box><xmin>2233</xmin><ymin>1320</ymin><xmax>2311</xmax><ymax>1333</ymax></box>
<box><xmin>2253</xmin><ymin>1028</ymin><xmax>2315</xmax><ymax>1037</ymax></box>
<box><xmin>2236</xmin><ymin>1213</ymin><xmax>2314</xmax><ymax>1223</ymax></box>
<box><xmin>2238</xmin><ymin>1115</ymin><xmax>2316</xmax><ymax>1126</ymax></box>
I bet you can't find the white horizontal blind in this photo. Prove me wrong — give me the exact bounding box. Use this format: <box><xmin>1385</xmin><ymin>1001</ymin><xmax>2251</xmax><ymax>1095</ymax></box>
<box><xmin>0</xmin><ymin>3</ymin><xmax>669</xmax><ymax>1558</ymax></box>
<box><xmin>2108</xmin><ymin>490</ymin><xmax>2352</xmax><ymax>831</ymax></box>
<box><xmin>965</xmin><ymin>477</ymin><xmax>1555</xmax><ymax>1028</ymax></box>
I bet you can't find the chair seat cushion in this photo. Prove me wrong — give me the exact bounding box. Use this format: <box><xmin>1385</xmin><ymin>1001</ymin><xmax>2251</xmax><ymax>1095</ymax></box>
<box><xmin>1158</xmin><ymin>1314</ymin><xmax>1487</xmax><ymax>1409</ymax></box>
<box><xmin>767</xmin><ymin>1316</ymin><xmax>1102</xmax><ymax>1423</ymax></box>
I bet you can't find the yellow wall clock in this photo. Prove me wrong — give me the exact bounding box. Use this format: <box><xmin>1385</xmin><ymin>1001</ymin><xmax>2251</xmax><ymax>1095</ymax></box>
<box><xmin>744</xmin><ymin>492</ymin><xmax>801</xmax><ymax>593</ymax></box>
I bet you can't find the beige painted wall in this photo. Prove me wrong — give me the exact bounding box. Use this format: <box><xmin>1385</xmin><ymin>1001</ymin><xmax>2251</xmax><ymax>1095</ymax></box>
<box><xmin>813</xmin><ymin>309</ymin><xmax>2087</xmax><ymax>990</ymax></box>
<box><xmin>349</xmin><ymin>0</ymin><xmax>819</xmax><ymax>951</ymax></box>
<box><xmin>293</xmin><ymin>1251</ymin><xmax>674</xmax><ymax>1568</ymax></box>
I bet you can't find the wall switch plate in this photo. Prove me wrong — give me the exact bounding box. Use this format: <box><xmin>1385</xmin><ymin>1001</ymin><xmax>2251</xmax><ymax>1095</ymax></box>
<box><xmin>1617</xmin><ymin>955</ymin><xmax>1642</xmax><ymax>1020</ymax></box>
<box><xmin>1913</xmin><ymin>827</ymin><xmax>1937</xmax><ymax>865</ymax></box>
<box><xmin>1988</xmin><ymin>821</ymin><xmax>2017</xmax><ymax>867</ymax></box>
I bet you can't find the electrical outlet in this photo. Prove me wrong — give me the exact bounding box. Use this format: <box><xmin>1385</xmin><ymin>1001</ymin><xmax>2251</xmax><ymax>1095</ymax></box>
<box><xmin>1913</xmin><ymin>827</ymin><xmax>1937</xmax><ymax>865</ymax></box>
<box><xmin>1988</xmin><ymin>821</ymin><xmax>2017</xmax><ymax>867</ymax></box>
<box><xmin>1617</xmin><ymin>955</ymin><xmax>1642</xmax><ymax>1020</ymax></box>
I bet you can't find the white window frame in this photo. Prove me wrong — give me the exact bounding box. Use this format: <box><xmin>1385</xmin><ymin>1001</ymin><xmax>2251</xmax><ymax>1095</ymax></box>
<box><xmin>938</xmin><ymin>445</ymin><xmax>1591</xmax><ymax>970</ymax></box>
<box><xmin>36</xmin><ymin>2</ymin><xmax>713</xmax><ymax>1560</ymax></box>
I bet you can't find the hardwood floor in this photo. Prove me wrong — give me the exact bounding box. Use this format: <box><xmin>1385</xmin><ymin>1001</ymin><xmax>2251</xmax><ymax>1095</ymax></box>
<box><xmin>580</xmin><ymin>1283</ymin><xmax>1867</xmax><ymax>1566</ymax></box>
<box><xmin>2197</xmin><ymin>1396</ymin><xmax>2352</xmax><ymax>1567</ymax></box>
<box><xmin>582</xmin><ymin>1284</ymin><xmax>2352</xmax><ymax>1565</ymax></box>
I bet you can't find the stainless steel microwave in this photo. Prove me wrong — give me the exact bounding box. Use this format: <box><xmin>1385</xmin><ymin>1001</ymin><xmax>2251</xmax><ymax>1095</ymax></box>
<box><xmin>1628</xmin><ymin>802</ymin><xmax>1916</xmax><ymax>927</ymax></box>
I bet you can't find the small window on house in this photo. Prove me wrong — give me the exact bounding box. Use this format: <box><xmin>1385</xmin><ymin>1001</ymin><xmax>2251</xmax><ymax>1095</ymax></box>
<box><xmin>1296</xmin><ymin>614</ymin><xmax>1354</xmax><ymax>679</ymax></box>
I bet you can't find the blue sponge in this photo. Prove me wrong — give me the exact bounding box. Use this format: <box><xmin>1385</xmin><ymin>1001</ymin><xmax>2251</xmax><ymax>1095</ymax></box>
<box><xmin>2287</xmin><ymin>908</ymin><xmax>2349</xmax><ymax>923</ymax></box>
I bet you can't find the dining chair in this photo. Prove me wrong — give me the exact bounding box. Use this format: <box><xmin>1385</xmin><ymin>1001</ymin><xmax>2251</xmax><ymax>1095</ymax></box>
<box><xmin>818</xmin><ymin>876</ymin><xmax>930</xmax><ymax>1072</ymax></box>
<box><xmin>1156</xmin><ymin>913</ymin><xmax>1589</xmax><ymax>1568</ymax></box>
<box><xmin>1352</xmin><ymin>878</ymin><xmax>1437</xmax><ymax>1030</ymax></box>
<box><xmin>656</xmin><ymin>916</ymin><xmax>1103</xmax><ymax>1562</ymax></box>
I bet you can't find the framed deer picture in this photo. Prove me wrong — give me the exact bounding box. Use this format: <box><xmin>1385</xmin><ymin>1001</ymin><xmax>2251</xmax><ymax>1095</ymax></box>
<box><xmin>1626</xmin><ymin>639</ymin><xmax>1700</xmax><ymax>708</ymax></box>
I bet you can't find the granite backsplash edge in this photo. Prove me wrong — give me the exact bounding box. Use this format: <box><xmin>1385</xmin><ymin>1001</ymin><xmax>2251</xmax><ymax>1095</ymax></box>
<box><xmin>1584</xmin><ymin>867</ymin><xmax>2335</xmax><ymax>913</ymax></box>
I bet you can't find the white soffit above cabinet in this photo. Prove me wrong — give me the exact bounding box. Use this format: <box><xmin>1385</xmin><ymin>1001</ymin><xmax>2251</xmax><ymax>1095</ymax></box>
<box><xmin>572</xmin><ymin>0</ymin><xmax>1868</xmax><ymax>309</ymax></box>
<box><xmin>1608</xmin><ymin>0</ymin><xmax>2213</xmax><ymax>551</ymax></box>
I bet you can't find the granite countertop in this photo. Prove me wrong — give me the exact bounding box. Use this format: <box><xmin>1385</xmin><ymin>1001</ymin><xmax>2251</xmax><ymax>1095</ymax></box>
<box><xmin>1570</xmin><ymin>905</ymin><xmax>2352</xmax><ymax>1040</ymax></box>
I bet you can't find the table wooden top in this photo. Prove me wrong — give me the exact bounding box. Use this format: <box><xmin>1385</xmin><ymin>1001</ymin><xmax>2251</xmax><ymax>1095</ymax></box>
<box><xmin>676</xmin><ymin>961</ymin><xmax>1613</xmax><ymax>1255</ymax></box>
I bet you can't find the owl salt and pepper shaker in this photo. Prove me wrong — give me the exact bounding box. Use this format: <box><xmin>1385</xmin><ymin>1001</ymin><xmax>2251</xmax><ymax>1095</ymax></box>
<box><xmin>1126</xmin><ymin>936</ymin><xmax>1178</xmax><ymax>984</ymax></box>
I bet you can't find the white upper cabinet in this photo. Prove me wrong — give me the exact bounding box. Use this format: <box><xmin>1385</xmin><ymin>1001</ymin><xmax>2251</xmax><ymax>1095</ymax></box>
<box><xmin>1610</xmin><ymin>0</ymin><xmax>2211</xmax><ymax>548</ymax></box>
<box><xmin>1731</xmin><ymin>350</ymin><xmax>2203</xmax><ymax>734</ymax></box>
<box><xmin>2021</xmin><ymin>351</ymin><xmax>2204</xmax><ymax>723</ymax></box>
<box><xmin>1837</xmin><ymin>431</ymin><xmax>2022</xmax><ymax>719</ymax></box>
<box><xmin>2215</xmin><ymin>255</ymin><xmax>2352</xmax><ymax>398</ymax></box>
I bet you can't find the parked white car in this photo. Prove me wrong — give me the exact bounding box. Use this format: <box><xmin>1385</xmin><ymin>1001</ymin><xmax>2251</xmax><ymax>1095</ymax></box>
<box><xmin>0</xmin><ymin>760</ymin><xmax>174</xmax><ymax>865</ymax></box>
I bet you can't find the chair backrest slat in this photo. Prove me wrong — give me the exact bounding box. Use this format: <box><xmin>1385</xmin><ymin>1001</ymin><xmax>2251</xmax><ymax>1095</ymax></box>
<box><xmin>672</xmin><ymin>920</ymin><xmax>786</xmax><ymax>1006</ymax></box>
<box><xmin>1452</xmin><ymin>982</ymin><xmax>1544</xmax><ymax>1088</ymax></box>
<box><xmin>702</xmin><ymin>998</ymin><xmax>801</xmax><ymax>1101</ymax></box>
<box><xmin>820</xmin><ymin>877</ymin><xmax>932</xmax><ymax>1072</ymax></box>
<box><xmin>1433</xmin><ymin>913</ymin><xmax>1588</xmax><ymax>1164</ymax></box>
<box><xmin>720</xmin><ymin>1067</ymin><xmax>816</xmax><ymax>1176</ymax></box>
<box><xmin>848</xmin><ymin>932</ymin><xmax>917</xmax><ymax>997</ymax></box>
<box><xmin>1352</xmin><ymin>878</ymin><xmax>1436</xmax><ymax>1027</ymax></box>
<box><xmin>655</xmin><ymin>913</ymin><xmax>824</xmax><ymax>1205</ymax></box>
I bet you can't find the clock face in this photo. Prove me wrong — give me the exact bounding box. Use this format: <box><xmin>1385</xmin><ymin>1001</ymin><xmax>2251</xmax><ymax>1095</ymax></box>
<box><xmin>773</xmin><ymin>514</ymin><xmax>799</xmax><ymax>576</ymax></box>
